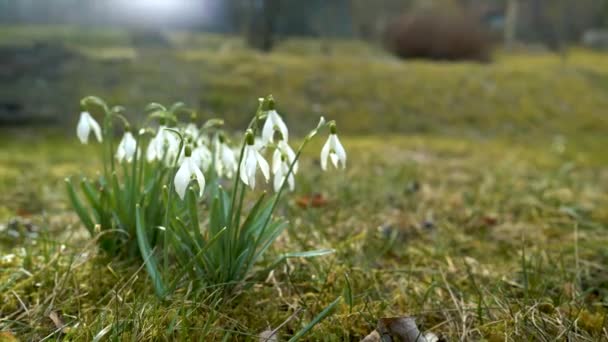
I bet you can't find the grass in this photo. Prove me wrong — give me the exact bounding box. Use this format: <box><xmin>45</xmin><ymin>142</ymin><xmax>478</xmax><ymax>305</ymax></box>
<box><xmin>1</xmin><ymin>26</ymin><xmax>608</xmax><ymax>340</ymax></box>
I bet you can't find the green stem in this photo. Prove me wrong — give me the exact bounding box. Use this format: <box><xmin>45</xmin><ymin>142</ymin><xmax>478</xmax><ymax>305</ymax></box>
<box><xmin>163</xmin><ymin>129</ymin><xmax>185</xmax><ymax>274</ymax></box>
<box><xmin>129</xmin><ymin>134</ymin><xmax>140</xmax><ymax>228</ymax></box>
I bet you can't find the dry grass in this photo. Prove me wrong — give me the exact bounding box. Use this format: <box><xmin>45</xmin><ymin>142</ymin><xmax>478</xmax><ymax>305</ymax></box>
<box><xmin>0</xmin><ymin>26</ymin><xmax>607</xmax><ymax>340</ymax></box>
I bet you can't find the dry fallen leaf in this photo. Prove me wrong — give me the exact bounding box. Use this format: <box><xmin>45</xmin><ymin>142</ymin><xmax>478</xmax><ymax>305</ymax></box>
<box><xmin>296</xmin><ymin>193</ymin><xmax>328</xmax><ymax>208</ymax></box>
<box><xmin>49</xmin><ymin>311</ymin><xmax>70</xmax><ymax>334</ymax></box>
<box><xmin>259</xmin><ymin>330</ymin><xmax>278</xmax><ymax>342</ymax></box>
<box><xmin>361</xmin><ymin>316</ymin><xmax>438</xmax><ymax>342</ymax></box>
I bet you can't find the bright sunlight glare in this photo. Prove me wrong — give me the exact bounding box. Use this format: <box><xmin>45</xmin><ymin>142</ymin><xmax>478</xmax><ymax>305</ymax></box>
<box><xmin>112</xmin><ymin>0</ymin><xmax>207</xmax><ymax>23</ymax></box>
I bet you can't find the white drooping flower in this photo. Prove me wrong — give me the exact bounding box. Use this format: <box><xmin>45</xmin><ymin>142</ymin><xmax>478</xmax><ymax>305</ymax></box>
<box><xmin>164</xmin><ymin>139</ymin><xmax>181</xmax><ymax>167</ymax></box>
<box><xmin>320</xmin><ymin>126</ymin><xmax>346</xmax><ymax>170</ymax></box>
<box><xmin>174</xmin><ymin>147</ymin><xmax>206</xmax><ymax>200</ymax></box>
<box><xmin>273</xmin><ymin>156</ymin><xmax>295</xmax><ymax>192</ymax></box>
<box><xmin>146</xmin><ymin>125</ymin><xmax>165</xmax><ymax>161</ymax></box>
<box><xmin>262</xmin><ymin>109</ymin><xmax>289</xmax><ymax>144</ymax></box>
<box><xmin>76</xmin><ymin>111</ymin><xmax>102</xmax><ymax>144</ymax></box>
<box><xmin>214</xmin><ymin>138</ymin><xmax>237</xmax><ymax>178</ymax></box>
<box><xmin>239</xmin><ymin>134</ymin><xmax>270</xmax><ymax>190</ymax></box>
<box><xmin>191</xmin><ymin>144</ymin><xmax>213</xmax><ymax>171</ymax></box>
<box><xmin>254</xmin><ymin>137</ymin><xmax>268</xmax><ymax>153</ymax></box>
<box><xmin>272</xmin><ymin>140</ymin><xmax>298</xmax><ymax>175</ymax></box>
<box><xmin>184</xmin><ymin>123</ymin><xmax>199</xmax><ymax>140</ymax></box>
<box><xmin>116</xmin><ymin>131</ymin><xmax>137</xmax><ymax>163</ymax></box>
<box><xmin>146</xmin><ymin>125</ymin><xmax>178</xmax><ymax>163</ymax></box>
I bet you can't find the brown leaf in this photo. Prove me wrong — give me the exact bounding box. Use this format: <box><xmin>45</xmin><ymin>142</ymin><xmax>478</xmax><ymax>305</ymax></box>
<box><xmin>259</xmin><ymin>330</ymin><xmax>278</xmax><ymax>342</ymax></box>
<box><xmin>296</xmin><ymin>193</ymin><xmax>328</xmax><ymax>208</ymax></box>
<box><xmin>48</xmin><ymin>311</ymin><xmax>69</xmax><ymax>334</ymax></box>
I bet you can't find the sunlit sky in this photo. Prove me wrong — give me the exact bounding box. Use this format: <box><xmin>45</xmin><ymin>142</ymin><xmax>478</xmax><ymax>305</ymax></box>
<box><xmin>109</xmin><ymin>0</ymin><xmax>215</xmax><ymax>26</ymax></box>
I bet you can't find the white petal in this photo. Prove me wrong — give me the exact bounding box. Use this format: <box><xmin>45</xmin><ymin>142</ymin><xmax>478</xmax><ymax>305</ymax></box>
<box><xmin>287</xmin><ymin>173</ymin><xmax>295</xmax><ymax>191</ymax></box>
<box><xmin>329</xmin><ymin>153</ymin><xmax>340</xmax><ymax>168</ymax></box>
<box><xmin>255</xmin><ymin>150</ymin><xmax>270</xmax><ymax>182</ymax></box>
<box><xmin>273</xmin><ymin>112</ymin><xmax>289</xmax><ymax>142</ymax></box>
<box><xmin>146</xmin><ymin>137</ymin><xmax>158</xmax><ymax>161</ymax></box>
<box><xmin>245</xmin><ymin>148</ymin><xmax>259</xmax><ymax>189</ymax></box>
<box><xmin>76</xmin><ymin>112</ymin><xmax>91</xmax><ymax>144</ymax></box>
<box><xmin>222</xmin><ymin>145</ymin><xmax>237</xmax><ymax>172</ymax></box>
<box><xmin>185</xmin><ymin>123</ymin><xmax>199</xmax><ymax>140</ymax></box>
<box><xmin>262</xmin><ymin>116</ymin><xmax>274</xmax><ymax>143</ymax></box>
<box><xmin>320</xmin><ymin>136</ymin><xmax>331</xmax><ymax>171</ymax></box>
<box><xmin>332</xmin><ymin>135</ymin><xmax>347</xmax><ymax>168</ymax></box>
<box><xmin>272</xmin><ymin>149</ymin><xmax>282</xmax><ymax>174</ymax></box>
<box><xmin>124</xmin><ymin>132</ymin><xmax>137</xmax><ymax>160</ymax></box>
<box><xmin>88</xmin><ymin>115</ymin><xmax>103</xmax><ymax>142</ymax></box>
<box><xmin>239</xmin><ymin>147</ymin><xmax>252</xmax><ymax>186</ymax></box>
<box><xmin>174</xmin><ymin>160</ymin><xmax>192</xmax><ymax>200</ymax></box>
<box><xmin>189</xmin><ymin>159</ymin><xmax>206</xmax><ymax>196</ymax></box>
<box><xmin>273</xmin><ymin>169</ymin><xmax>283</xmax><ymax>192</ymax></box>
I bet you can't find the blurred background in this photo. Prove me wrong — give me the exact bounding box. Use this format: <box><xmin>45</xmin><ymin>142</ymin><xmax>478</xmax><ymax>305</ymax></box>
<box><xmin>0</xmin><ymin>0</ymin><xmax>607</xmax><ymax>137</ymax></box>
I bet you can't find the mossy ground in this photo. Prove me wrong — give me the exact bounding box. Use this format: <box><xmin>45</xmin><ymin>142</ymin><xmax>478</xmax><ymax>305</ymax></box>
<box><xmin>1</xmin><ymin>26</ymin><xmax>608</xmax><ymax>340</ymax></box>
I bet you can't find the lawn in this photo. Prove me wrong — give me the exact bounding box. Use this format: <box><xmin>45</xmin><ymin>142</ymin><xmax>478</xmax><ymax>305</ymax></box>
<box><xmin>1</xmin><ymin>27</ymin><xmax>607</xmax><ymax>341</ymax></box>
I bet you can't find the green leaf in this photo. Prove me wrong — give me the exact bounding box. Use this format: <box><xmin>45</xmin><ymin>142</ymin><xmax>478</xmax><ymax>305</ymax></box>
<box><xmin>92</xmin><ymin>324</ymin><xmax>113</xmax><ymax>342</ymax></box>
<box><xmin>283</xmin><ymin>249</ymin><xmax>335</xmax><ymax>258</ymax></box>
<box><xmin>343</xmin><ymin>273</ymin><xmax>353</xmax><ymax>313</ymax></box>
<box><xmin>145</xmin><ymin>102</ymin><xmax>166</xmax><ymax>113</ymax></box>
<box><xmin>288</xmin><ymin>296</ymin><xmax>342</xmax><ymax>342</ymax></box>
<box><xmin>65</xmin><ymin>178</ymin><xmax>95</xmax><ymax>235</ymax></box>
<box><xmin>136</xmin><ymin>204</ymin><xmax>165</xmax><ymax>298</ymax></box>
<box><xmin>167</xmin><ymin>227</ymin><xmax>227</xmax><ymax>293</ymax></box>
<box><xmin>186</xmin><ymin>187</ymin><xmax>201</xmax><ymax>235</ymax></box>
<box><xmin>80</xmin><ymin>95</ymin><xmax>109</xmax><ymax>116</ymax></box>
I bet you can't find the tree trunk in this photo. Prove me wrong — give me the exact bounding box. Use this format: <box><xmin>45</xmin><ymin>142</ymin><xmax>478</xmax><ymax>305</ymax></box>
<box><xmin>246</xmin><ymin>0</ymin><xmax>281</xmax><ymax>52</ymax></box>
<box><xmin>504</xmin><ymin>0</ymin><xmax>518</xmax><ymax>50</ymax></box>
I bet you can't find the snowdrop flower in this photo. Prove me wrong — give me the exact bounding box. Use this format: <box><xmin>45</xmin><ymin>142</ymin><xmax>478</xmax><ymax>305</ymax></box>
<box><xmin>261</xmin><ymin>100</ymin><xmax>289</xmax><ymax>144</ymax></box>
<box><xmin>174</xmin><ymin>146</ymin><xmax>205</xmax><ymax>200</ymax></box>
<box><xmin>273</xmin><ymin>156</ymin><xmax>295</xmax><ymax>192</ymax></box>
<box><xmin>254</xmin><ymin>137</ymin><xmax>268</xmax><ymax>153</ymax></box>
<box><xmin>146</xmin><ymin>125</ymin><xmax>165</xmax><ymax>162</ymax></box>
<box><xmin>116</xmin><ymin>130</ymin><xmax>137</xmax><ymax>163</ymax></box>
<box><xmin>239</xmin><ymin>131</ymin><xmax>270</xmax><ymax>190</ymax></box>
<box><xmin>196</xmin><ymin>134</ymin><xmax>210</xmax><ymax>147</ymax></box>
<box><xmin>146</xmin><ymin>125</ymin><xmax>178</xmax><ymax>163</ymax></box>
<box><xmin>214</xmin><ymin>135</ymin><xmax>237</xmax><ymax>178</ymax></box>
<box><xmin>191</xmin><ymin>144</ymin><xmax>212</xmax><ymax>171</ymax></box>
<box><xmin>76</xmin><ymin>111</ymin><xmax>102</xmax><ymax>144</ymax></box>
<box><xmin>272</xmin><ymin>139</ymin><xmax>298</xmax><ymax>175</ymax></box>
<box><xmin>320</xmin><ymin>123</ymin><xmax>346</xmax><ymax>170</ymax></box>
<box><xmin>185</xmin><ymin>123</ymin><xmax>199</xmax><ymax>140</ymax></box>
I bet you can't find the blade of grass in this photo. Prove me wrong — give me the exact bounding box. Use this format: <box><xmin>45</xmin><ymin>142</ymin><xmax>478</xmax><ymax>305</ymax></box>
<box><xmin>136</xmin><ymin>203</ymin><xmax>165</xmax><ymax>298</ymax></box>
<box><xmin>288</xmin><ymin>296</ymin><xmax>342</xmax><ymax>342</ymax></box>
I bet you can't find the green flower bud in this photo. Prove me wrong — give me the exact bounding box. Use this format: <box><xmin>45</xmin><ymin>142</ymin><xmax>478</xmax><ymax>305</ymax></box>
<box><xmin>185</xmin><ymin>145</ymin><xmax>192</xmax><ymax>157</ymax></box>
<box><xmin>245</xmin><ymin>129</ymin><xmax>255</xmax><ymax>145</ymax></box>
<box><xmin>266</xmin><ymin>95</ymin><xmax>275</xmax><ymax>110</ymax></box>
<box><xmin>329</xmin><ymin>122</ymin><xmax>337</xmax><ymax>134</ymax></box>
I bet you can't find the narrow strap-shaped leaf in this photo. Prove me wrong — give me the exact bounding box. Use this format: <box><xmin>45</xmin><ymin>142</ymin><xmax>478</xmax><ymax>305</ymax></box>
<box><xmin>80</xmin><ymin>178</ymin><xmax>104</xmax><ymax>224</ymax></box>
<box><xmin>252</xmin><ymin>221</ymin><xmax>288</xmax><ymax>263</ymax></box>
<box><xmin>80</xmin><ymin>178</ymin><xmax>101</xmax><ymax>209</ymax></box>
<box><xmin>237</xmin><ymin>192</ymin><xmax>267</xmax><ymax>244</ymax></box>
<box><xmin>65</xmin><ymin>178</ymin><xmax>95</xmax><ymax>235</ymax></box>
<box><xmin>111</xmin><ymin>172</ymin><xmax>128</xmax><ymax>225</ymax></box>
<box><xmin>186</xmin><ymin>187</ymin><xmax>205</xmax><ymax>248</ymax></box>
<box><xmin>166</xmin><ymin>227</ymin><xmax>227</xmax><ymax>294</ymax></box>
<box><xmin>288</xmin><ymin>296</ymin><xmax>342</xmax><ymax>342</ymax></box>
<box><xmin>136</xmin><ymin>204</ymin><xmax>165</xmax><ymax>298</ymax></box>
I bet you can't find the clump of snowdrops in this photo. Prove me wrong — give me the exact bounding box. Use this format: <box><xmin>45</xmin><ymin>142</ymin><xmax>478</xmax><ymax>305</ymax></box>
<box><xmin>66</xmin><ymin>95</ymin><xmax>347</xmax><ymax>298</ymax></box>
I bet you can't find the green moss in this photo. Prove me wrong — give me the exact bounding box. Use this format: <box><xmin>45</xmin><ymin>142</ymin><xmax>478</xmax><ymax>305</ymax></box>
<box><xmin>1</xmin><ymin>27</ymin><xmax>608</xmax><ymax>340</ymax></box>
